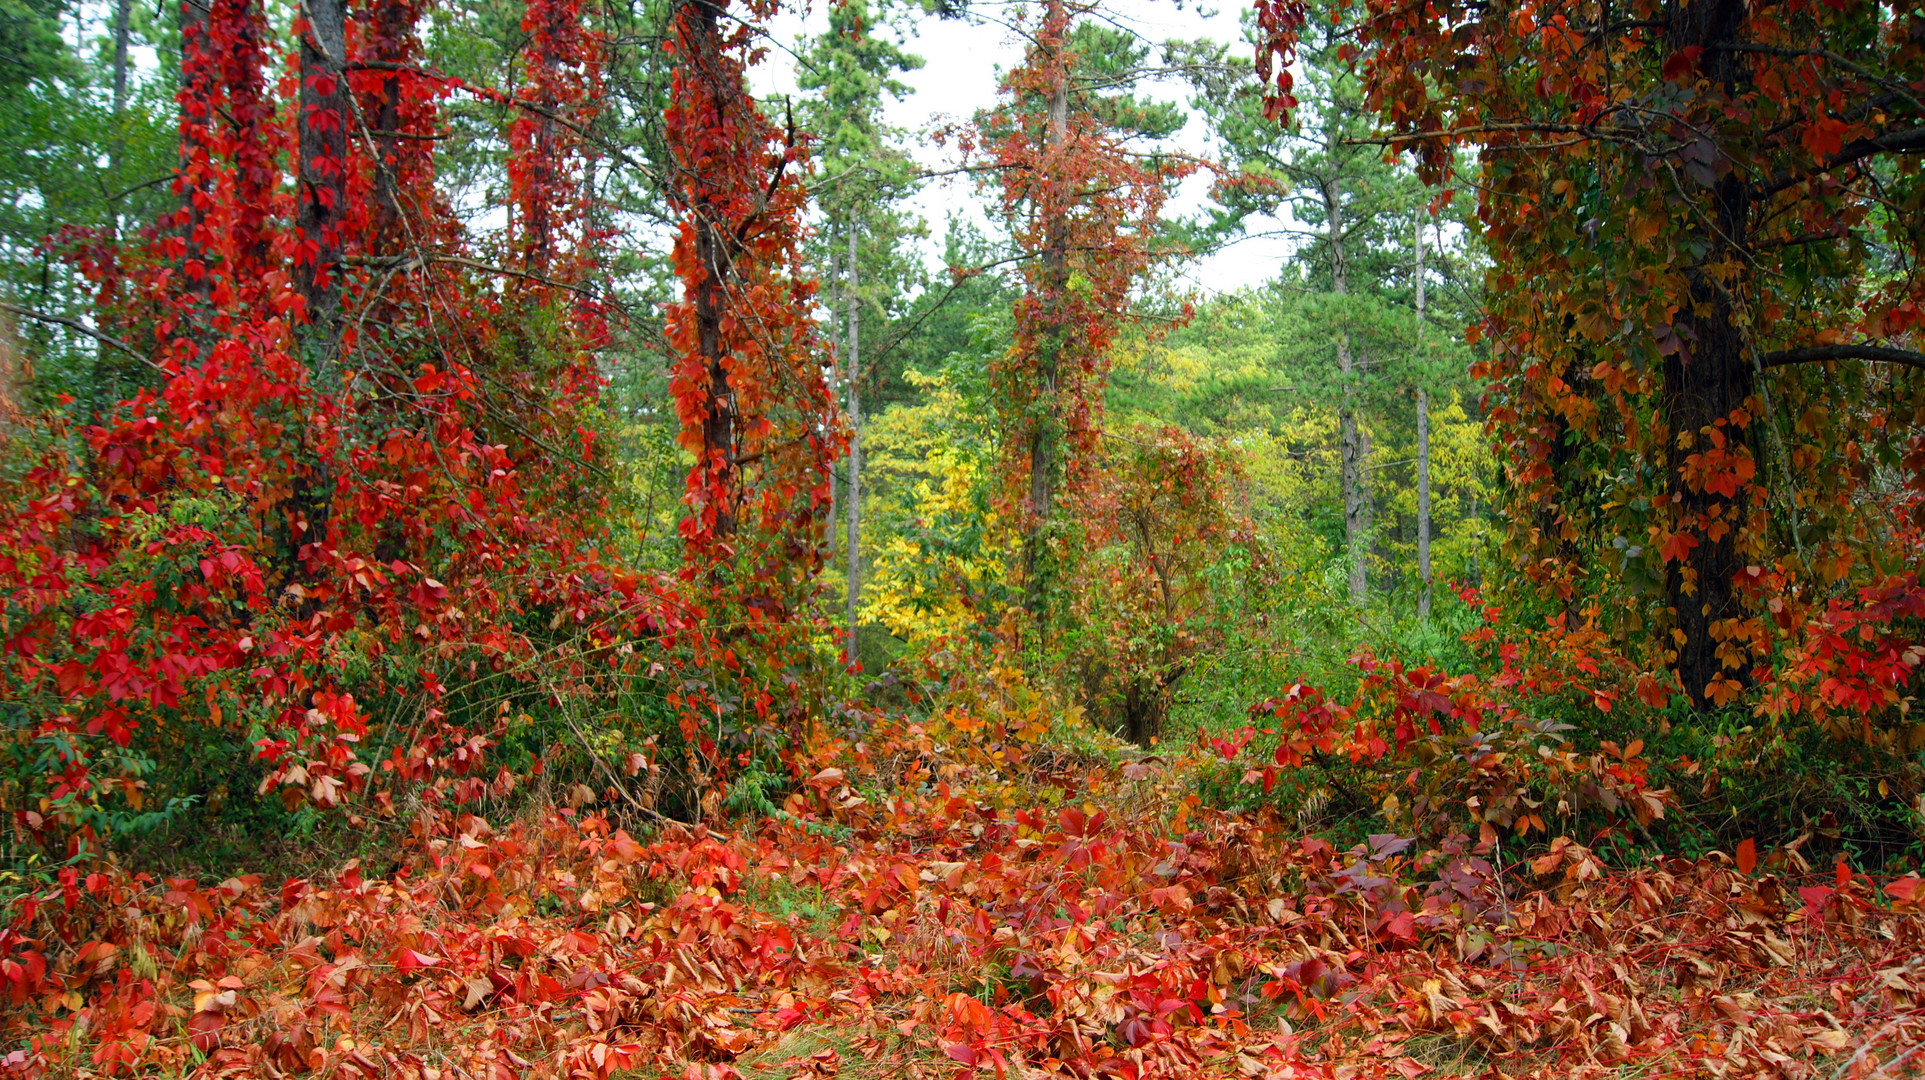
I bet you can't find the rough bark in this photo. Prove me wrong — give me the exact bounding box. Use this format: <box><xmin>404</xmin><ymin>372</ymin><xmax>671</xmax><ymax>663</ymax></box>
<box><xmin>684</xmin><ymin>0</ymin><xmax>738</xmax><ymax>541</ymax></box>
<box><xmin>1663</xmin><ymin>0</ymin><xmax>1756</xmax><ymax>709</ymax></box>
<box><xmin>367</xmin><ymin>0</ymin><xmax>412</xmax><ymax>246</ymax></box>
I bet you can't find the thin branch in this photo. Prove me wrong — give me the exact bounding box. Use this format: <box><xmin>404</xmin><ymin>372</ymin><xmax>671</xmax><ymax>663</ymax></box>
<box><xmin>105</xmin><ymin>173</ymin><xmax>179</xmax><ymax>204</ymax></box>
<box><xmin>1708</xmin><ymin>43</ymin><xmax>1925</xmax><ymax>114</ymax></box>
<box><xmin>1759</xmin><ymin>126</ymin><xmax>1925</xmax><ymax>197</ymax></box>
<box><xmin>859</xmin><ymin>254</ymin><xmax>1029</xmax><ymax>374</ymax></box>
<box><xmin>0</xmin><ymin>302</ymin><xmax>158</xmax><ymax>369</ymax></box>
<box><xmin>1347</xmin><ymin>120</ymin><xmax>1622</xmax><ymax>146</ymax></box>
<box><xmin>344</xmin><ymin>254</ymin><xmax>592</xmax><ymax>296</ymax></box>
<box><xmin>348</xmin><ymin>60</ymin><xmax>668</xmax><ymax>188</ymax></box>
<box><xmin>370</xmin><ymin>129</ymin><xmax>454</xmax><ymax>141</ymax></box>
<box><xmin>1757</xmin><ymin>344</ymin><xmax>1925</xmax><ymax>371</ymax></box>
<box><xmin>1755</xmin><ymin>226</ymin><xmax>1848</xmax><ymax>252</ymax></box>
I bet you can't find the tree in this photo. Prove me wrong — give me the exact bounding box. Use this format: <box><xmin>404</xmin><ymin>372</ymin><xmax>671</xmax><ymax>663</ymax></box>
<box><xmin>1068</xmin><ymin>426</ymin><xmax>1250</xmax><ymax>744</ymax></box>
<box><xmin>1414</xmin><ymin>211</ymin><xmax>1431</xmax><ymax>619</ymax></box>
<box><xmin>296</xmin><ymin>0</ymin><xmax>348</xmax><ymax>354</ymax></box>
<box><xmin>1259</xmin><ymin>0</ymin><xmax>1925</xmax><ymax>713</ymax></box>
<box><xmin>1202</xmin><ymin>8</ymin><xmax>1443</xmax><ymax>609</ymax></box>
<box><xmin>978</xmin><ymin>0</ymin><xmax>1190</xmax><ymax>646</ymax></box>
<box><xmin>662</xmin><ymin>0</ymin><xmax>837</xmax><ymax>774</ymax></box>
<box><xmin>0</xmin><ymin>0</ymin><xmax>645</xmax><ymax>850</ymax></box>
<box><xmin>0</xmin><ymin>0</ymin><xmax>173</xmax><ymax>404</ymax></box>
<box><xmin>796</xmin><ymin>0</ymin><xmax>922</xmax><ymax>651</ymax></box>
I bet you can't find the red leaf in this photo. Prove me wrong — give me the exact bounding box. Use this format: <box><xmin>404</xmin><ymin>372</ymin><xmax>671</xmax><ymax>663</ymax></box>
<box><xmin>1661</xmin><ymin>46</ymin><xmax>1702</xmax><ymax>83</ymax></box>
<box><xmin>391</xmin><ymin>947</ymin><xmax>442</xmax><ymax>972</ymax></box>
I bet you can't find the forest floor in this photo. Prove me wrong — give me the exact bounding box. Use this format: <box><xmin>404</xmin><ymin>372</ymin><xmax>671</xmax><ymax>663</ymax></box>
<box><xmin>7</xmin><ymin>715</ymin><xmax>1925</xmax><ymax>1080</ymax></box>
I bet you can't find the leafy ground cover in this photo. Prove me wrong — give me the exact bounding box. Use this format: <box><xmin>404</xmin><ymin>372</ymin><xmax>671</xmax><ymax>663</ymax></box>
<box><xmin>5</xmin><ymin>712</ymin><xmax>1922</xmax><ymax>1080</ymax></box>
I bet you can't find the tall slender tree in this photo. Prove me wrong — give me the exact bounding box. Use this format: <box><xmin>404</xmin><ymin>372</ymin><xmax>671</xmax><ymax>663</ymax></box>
<box><xmin>981</xmin><ymin>1</ymin><xmax>1189</xmax><ymax>644</ymax></box>
<box><xmin>296</xmin><ymin>0</ymin><xmax>347</xmax><ymax>356</ymax></box>
<box><xmin>1202</xmin><ymin>9</ymin><xmax>1421</xmax><ymax>607</ymax></box>
<box><xmin>1414</xmin><ymin>211</ymin><xmax>1430</xmax><ymax>619</ymax></box>
<box><xmin>797</xmin><ymin>0</ymin><xmax>921</xmax><ymax>649</ymax></box>
<box><xmin>663</xmin><ymin>0</ymin><xmax>833</xmax><ymax>598</ymax></box>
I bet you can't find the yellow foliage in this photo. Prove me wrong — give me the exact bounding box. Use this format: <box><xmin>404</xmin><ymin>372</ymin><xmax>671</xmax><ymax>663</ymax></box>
<box><xmin>856</xmin><ymin>371</ymin><xmax>1012</xmax><ymax>647</ymax></box>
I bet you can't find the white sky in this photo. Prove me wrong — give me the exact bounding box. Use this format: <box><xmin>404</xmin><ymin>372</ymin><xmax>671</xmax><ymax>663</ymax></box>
<box><xmin>751</xmin><ymin>0</ymin><xmax>1300</xmax><ymax>296</ymax></box>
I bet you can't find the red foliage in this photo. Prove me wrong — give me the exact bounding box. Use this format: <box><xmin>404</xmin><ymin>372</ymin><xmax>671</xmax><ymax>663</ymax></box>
<box><xmin>0</xmin><ymin>0</ymin><xmax>666</xmax><ymax>850</ymax></box>
<box><xmin>3</xmin><ymin>748</ymin><xmax>1920</xmax><ymax>1078</ymax></box>
<box><xmin>663</xmin><ymin>0</ymin><xmax>832</xmax><ymax>566</ymax></box>
<box><xmin>975</xmin><ymin>2</ymin><xmax>1192</xmax><ymax>590</ymax></box>
<box><xmin>660</xmin><ymin>0</ymin><xmax>838</xmax><ymax>771</ymax></box>
<box><xmin>510</xmin><ymin>0</ymin><xmax>599</xmax><ymax>277</ymax></box>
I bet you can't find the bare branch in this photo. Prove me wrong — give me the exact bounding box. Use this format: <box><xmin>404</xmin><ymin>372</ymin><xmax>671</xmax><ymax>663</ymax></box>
<box><xmin>344</xmin><ymin>254</ymin><xmax>592</xmax><ymax>296</ymax></box>
<box><xmin>0</xmin><ymin>302</ymin><xmax>158</xmax><ymax>369</ymax></box>
<box><xmin>1758</xmin><ymin>344</ymin><xmax>1925</xmax><ymax>371</ymax></box>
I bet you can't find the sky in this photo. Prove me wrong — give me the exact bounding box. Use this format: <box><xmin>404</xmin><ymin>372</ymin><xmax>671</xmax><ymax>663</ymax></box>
<box><xmin>751</xmin><ymin>0</ymin><xmax>1303</xmax><ymax>296</ymax></box>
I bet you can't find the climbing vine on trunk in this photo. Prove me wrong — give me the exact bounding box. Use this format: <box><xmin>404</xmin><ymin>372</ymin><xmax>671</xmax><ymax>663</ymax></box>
<box><xmin>1259</xmin><ymin>0</ymin><xmax>1925</xmax><ymax>724</ymax></box>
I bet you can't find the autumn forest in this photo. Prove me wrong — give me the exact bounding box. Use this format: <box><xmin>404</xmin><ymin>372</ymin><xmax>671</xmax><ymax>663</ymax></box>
<box><xmin>1</xmin><ymin>0</ymin><xmax>1923</xmax><ymax>1074</ymax></box>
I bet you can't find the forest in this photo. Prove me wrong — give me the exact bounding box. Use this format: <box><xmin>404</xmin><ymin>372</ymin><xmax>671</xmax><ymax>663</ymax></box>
<box><xmin>0</xmin><ymin>0</ymin><xmax>1922</xmax><ymax>1074</ymax></box>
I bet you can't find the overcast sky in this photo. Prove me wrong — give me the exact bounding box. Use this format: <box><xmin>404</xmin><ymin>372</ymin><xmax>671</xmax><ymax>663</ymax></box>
<box><xmin>752</xmin><ymin>0</ymin><xmax>1300</xmax><ymax>296</ymax></box>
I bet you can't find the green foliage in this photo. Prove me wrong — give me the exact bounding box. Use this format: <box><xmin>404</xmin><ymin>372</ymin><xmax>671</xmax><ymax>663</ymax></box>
<box><xmin>0</xmin><ymin>0</ymin><xmax>176</xmax><ymax>406</ymax></box>
<box><xmin>1063</xmin><ymin>22</ymin><xmax>1185</xmax><ymax>141</ymax></box>
<box><xmin>0</xmin><ymin>0</ymin><xmax>68</xmax><ymax>90</ymax></box>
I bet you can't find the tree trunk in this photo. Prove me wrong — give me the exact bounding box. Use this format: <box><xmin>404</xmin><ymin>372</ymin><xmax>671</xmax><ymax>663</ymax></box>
<box><xmin>1416</xmin><ymin>391</ymin><xmax>1430</xmax><ymax>618</ymax></box>
<box><xmin>1022</xmin><ymin>0</ymin><xmax>1070</xmax><ymax>629</ymax></box>
<box><xmin>1327</xmin><ymin>180</ymin><xmax>1365</xmax><ymax>607</ymax></box>
<box><xmin>216</xmin><ymin>0</ymin><xmax>274</xmax><ymax>278</ymax></box>
<box><xmin>367</xmin><ymin>0</ymin><xmax>412</xmax><ymax>247</ymax></box>
<box><xmin>1664</xmin><ymin>0</ymin><xmax>1755</xmax><ymax>709</ymax></box>
<box><xmin>177</xmin><ymin>0</ymin><xmax>213</xmax><ymax>312</ymax></box>
<box><xmin>682</xmin><ymin>0</ymin><xmax>738</xmax><ymax>542</ymax></box>
<box><xmin>1414</xmin><ymin>214</ymin><xmax>1430</xmax><ymax>620</ymax></box>
<box><xmin>297</xmin><ymin>0</ymin><xmax>348</xmax><ymax>361</ymax></box>
<box><xmin>845</xmin><ymin>222</ymin><xmax>861</xmax><ymax>647</ymax></box>
<box><xmin>522</xmin><ymin>0</ymin><xmax>562</xmax><ymax>273</ymax></box>
<box><xmin>93</xmin><ymin>0</ymin><xmax>136</xmax><ymax>418</ymax></box>
<box><xmin>826</xmin><ymin>225</ymin><xmax>843</xmax><ymax>562</ymax></box>
<box><xmin>109</xmin><ymin>0</ymin><xmax>131</xmax><ymax>184</ymax></box>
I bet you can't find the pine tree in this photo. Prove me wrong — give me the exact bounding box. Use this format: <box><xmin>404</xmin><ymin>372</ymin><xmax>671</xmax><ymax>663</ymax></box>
<box><xmin>1199</xmin><ymin>7</ymin><xmax>1434</xmax><ymax>608</ymax></box>
<box><xmin>978</xmin><ymin>0</ymin><xmax>1190</xmax><ymax>649</ymax></box>
<box><xmin>798</xmin><ymin>0</ymin><xmax>922</xmax><ymax>651</ymax></box>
